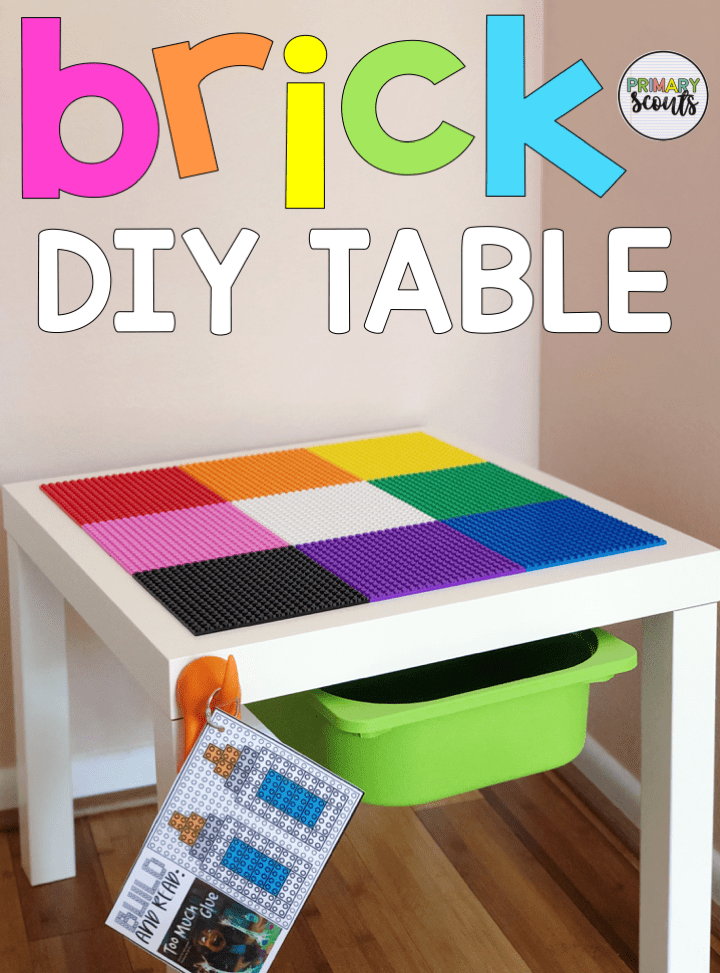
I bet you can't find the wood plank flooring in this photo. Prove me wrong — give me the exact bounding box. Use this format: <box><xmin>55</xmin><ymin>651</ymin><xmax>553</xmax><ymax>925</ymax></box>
<box><xmin>3</xmin><ymin>769</ymin><xmax>718</xmax><ymax>973</ymax></box>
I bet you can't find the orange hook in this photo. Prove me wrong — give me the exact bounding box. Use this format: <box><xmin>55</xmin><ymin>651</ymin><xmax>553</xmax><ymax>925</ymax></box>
<box><xmin>176</xmin><ymin>655</ymin><xmax>240</xmax><ymax>769</ymax></box>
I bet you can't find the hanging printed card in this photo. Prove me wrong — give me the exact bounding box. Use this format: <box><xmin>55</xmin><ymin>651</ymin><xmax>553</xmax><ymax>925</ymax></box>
<box><xmin>107</xmin><ymin>710</ymin><xmax>363</xmax><ymax>972</ymax></box>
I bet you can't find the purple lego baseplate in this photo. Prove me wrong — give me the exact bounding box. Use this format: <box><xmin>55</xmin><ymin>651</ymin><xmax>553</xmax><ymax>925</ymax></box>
<box><xmin>297</xmin><ymin>521</ymin><xmax>525</xmax><ymax>601</ymax></box>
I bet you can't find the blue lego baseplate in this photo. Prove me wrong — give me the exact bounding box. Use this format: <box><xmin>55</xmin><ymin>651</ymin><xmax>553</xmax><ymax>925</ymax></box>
<box><xmin>445</xmin><ymin>497</ymin><xmax>667</xmax><ymax>570</ymax></box>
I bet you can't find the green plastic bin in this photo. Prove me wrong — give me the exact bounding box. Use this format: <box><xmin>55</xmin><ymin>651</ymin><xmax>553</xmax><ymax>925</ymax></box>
<box><xmin>249</xmin><ymin>629</ymin><xmax>636</xmax><ymax>806</ymax></box>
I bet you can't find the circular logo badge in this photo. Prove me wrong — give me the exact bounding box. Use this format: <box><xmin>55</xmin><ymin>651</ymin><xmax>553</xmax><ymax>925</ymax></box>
<box><xmin>618</xmin><ymin>51</ymin><xmax>708</xmax><ymax>140</ymax></box>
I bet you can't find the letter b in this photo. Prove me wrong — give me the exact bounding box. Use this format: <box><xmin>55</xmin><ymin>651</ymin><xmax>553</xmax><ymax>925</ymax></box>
<box><xmin>22</xmin><ymin>18</ymin><xmax>159</xmax><ymax>198</ymax></box>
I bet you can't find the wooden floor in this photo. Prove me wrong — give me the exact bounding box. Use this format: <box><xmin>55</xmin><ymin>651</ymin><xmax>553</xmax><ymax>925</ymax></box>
<box><xmin>2</xmin><ymin>769</ymin><xmax>718</xmax><ymax>973</ymax></box>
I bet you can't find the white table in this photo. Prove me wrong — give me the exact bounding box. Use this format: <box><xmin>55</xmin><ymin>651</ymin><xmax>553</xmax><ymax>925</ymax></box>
<box><xmin>4</xmin><ymin>428</ymin><xmax>719</xmax><ymax>973</ymax></box>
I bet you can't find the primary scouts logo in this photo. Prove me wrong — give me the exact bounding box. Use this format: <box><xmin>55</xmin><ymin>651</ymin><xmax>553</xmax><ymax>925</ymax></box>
<box><xmin>618</xmin><ymin>51</ymin><xmax>708</xmax><ymax>140</ymax></box>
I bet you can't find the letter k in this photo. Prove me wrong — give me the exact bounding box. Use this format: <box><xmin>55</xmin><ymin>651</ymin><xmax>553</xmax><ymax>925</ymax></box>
<box><xmin>486</xmin><ymin>15</ymin><xmax>625</xmax><ymax>196</ymax></box>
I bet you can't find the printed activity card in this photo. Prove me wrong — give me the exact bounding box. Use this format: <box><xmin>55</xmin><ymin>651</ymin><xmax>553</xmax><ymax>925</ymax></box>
<box><xmin>107</xmin><ymin>710</ymin><xmax>363</xmax><ymax>972</ymax></box>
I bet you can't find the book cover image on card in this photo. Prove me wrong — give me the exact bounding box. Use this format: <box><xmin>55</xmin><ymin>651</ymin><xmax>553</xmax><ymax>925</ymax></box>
<box><xmin>160</xmin><ymin>879</ymin><xmax>282</xmax><ymax>972</ymax></box>
<box><xmin>107</xmin><ymin>710</ymin><xmax>363</xmax><ymax>972</ymax></box>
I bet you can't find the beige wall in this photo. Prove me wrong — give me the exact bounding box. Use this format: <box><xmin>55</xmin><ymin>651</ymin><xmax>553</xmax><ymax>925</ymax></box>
<box><xmin>541</xmin><ymin>0</ymin><xmax>720</xmax><ymax>825</ymax></box>
<box><xmin>0</xmin><ymin>1</ymin><xmax>542</xmax><ymax>799</ymax></box>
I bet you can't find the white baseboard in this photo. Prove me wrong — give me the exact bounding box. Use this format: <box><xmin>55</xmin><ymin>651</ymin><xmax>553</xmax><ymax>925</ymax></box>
<box><xmin>573</xmin><ymin>734</ymin><xmax>641</xmax><ymax>828</ymax></box>
<box><xmin>0</xmin><ymin>745</ymin><xmax>157</xmax><ymax>812</ymax></box>
<box><xmin>0</xmin><ymin>764</ymin><xmax>17</xmax><ymax>812</ymax></box>
<box><xmin>575</xmin><ymin>734</ymin><xmax>720</xmax><ymax>906</ymax></box>
<box><xmin>71</xmin><ymin>745</ymin><xmax>156</xmax><ymax>799</ymax></box>
<box><xmin>0</xmin><ymin>711</ymin><xmax>275</xmax><ymax>813</ymax></box>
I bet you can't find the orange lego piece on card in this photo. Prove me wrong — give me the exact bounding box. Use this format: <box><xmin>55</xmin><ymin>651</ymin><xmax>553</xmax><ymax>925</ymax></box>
<box><xmin>169</xmin><ymin>811</ymin><xmax>187</xmax><ymax>830</ymax></box>
<box><xmin>176</xmin><ymin>655</ymin><xmax>240</xmax><ymax>769</ymax></box>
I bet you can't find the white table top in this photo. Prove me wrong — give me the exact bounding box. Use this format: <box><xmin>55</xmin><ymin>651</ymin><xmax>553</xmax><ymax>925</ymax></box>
<box><xmin>5</xmin><ymin>427</ymin><xmax>720</xmax><ymax>719</ymax></box>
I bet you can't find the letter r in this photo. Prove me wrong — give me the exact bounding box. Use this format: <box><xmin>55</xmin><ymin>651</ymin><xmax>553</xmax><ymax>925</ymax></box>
<box><xmin>486</xmin><ymin>15</ymin><xmax>625</xmax><ymax>197</ymax></box>
<box><xmin>153</xmin><ymin>34</ymin><xmax>272</xmax><ymax>178</ymax></box>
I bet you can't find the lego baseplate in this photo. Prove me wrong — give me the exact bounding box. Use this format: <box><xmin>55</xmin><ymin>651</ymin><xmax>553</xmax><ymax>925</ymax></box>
<box><xmin>41</xmin><ymin>433</ymin><xmax>666</xmax><ymax>635</ymax></box>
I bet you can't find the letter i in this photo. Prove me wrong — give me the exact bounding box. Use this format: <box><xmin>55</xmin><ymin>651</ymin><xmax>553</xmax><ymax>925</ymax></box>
<box><xmin>284</xmin><ymin>35</ymin><xmax>326</xmax><ymax>208</ymax></box>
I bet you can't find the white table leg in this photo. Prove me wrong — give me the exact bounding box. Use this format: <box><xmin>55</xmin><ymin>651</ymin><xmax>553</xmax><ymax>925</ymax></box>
<box><xmin>152</xmin><ymin>710</ymin><xmax>183</xmax><ymax>805</ymax></box>
<box><xmin>7</xmin><ymin>536</ymin><xmax>75</xmax><ymax>885</ymax></box>
<box><xmin>152</xmin><ymin>710</ymin><xmax>184</xmax><ymax>973</ymax></box>
<box><xmin>640</xmin><ymin>605</ymin><xmax>717</xmax><ymax>973</ymax></box>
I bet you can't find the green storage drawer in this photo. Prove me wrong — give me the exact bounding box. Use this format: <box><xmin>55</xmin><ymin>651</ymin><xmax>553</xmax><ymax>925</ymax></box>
<box><xmin>248</xmin><ymin>628</ymin><xmax>636</xmax><ymax>806</ymax></box>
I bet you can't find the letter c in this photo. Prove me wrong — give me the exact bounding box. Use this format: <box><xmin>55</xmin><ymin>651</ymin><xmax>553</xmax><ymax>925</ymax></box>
<box><xmin>341</xmin><ymin>41</ymin><xmax>474</xmax><ymax>175</ymax></box>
